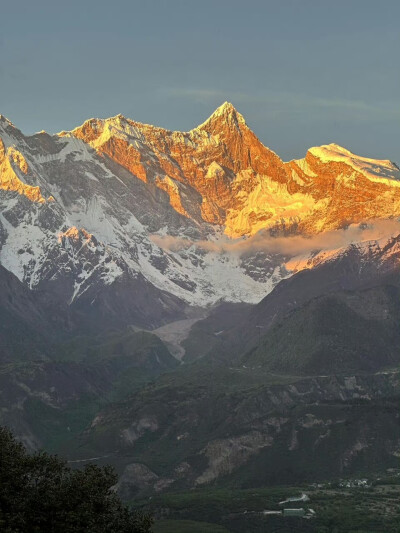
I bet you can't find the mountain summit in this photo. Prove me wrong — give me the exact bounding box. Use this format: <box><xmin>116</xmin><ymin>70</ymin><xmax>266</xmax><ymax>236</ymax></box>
<box><xmin>195</xmin><ymin>101</ymin><xmax>247</xmax><ymax>130</ymax></box>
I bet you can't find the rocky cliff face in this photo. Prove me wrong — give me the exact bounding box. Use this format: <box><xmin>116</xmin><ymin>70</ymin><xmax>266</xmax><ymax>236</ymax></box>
<box><xmin>66</xmin><ymin>103</ymin><xmax>400</xmax><ymax>238</ymax></box>
<box><xmin>83</xmin><ymin>368</ymin><xmax>400</xmax><ymax>497</ymax></box>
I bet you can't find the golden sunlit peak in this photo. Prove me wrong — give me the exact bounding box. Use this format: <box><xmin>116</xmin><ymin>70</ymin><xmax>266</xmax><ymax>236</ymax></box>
<box><xmin>194</xmin><ymin>101</ymin><xmax>246</xmax><ymax>131</ymax></box>
<box><xmin>106</xmin><ymin>113</ymin><xmax>128</xmax><ymax>124</ymax></box>
<box><xmin>307</xmin><ymin>144</ymin><xmax>399</xmax><ymax>171</ymax></box>
<box><xmin>216</xmin><ymin>101</ymin><xmax>236</xmax><ymax>113</ymax></box>
<box><xmin>212</xmin><ymin>101</ymin><xmax>244</xmax><ymax>120</ymax></box>
<box><xmin>84</xmin><ymin>114</ymin><xmax>127</xmax><ymax>126</ymax></box>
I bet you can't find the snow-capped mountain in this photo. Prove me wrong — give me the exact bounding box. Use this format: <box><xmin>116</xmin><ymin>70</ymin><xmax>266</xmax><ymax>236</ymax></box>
<box><xmin>1</xmin><ymin>103</ymin><xmax>400</xmax><ymax>329</ymax></box>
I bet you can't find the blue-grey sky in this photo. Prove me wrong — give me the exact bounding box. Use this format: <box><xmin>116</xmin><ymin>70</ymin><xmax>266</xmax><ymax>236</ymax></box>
<box><xmin>1</xmin><ymin>0</ymin><xmax>399</xmax><ymax>163</ymax></box>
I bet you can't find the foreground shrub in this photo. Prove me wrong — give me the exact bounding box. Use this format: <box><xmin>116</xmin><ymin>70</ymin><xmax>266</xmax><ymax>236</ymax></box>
<box><xmin>0</xmin><ymin>426</ymin><xmax>152</xmax><ymax>533</ymax></box>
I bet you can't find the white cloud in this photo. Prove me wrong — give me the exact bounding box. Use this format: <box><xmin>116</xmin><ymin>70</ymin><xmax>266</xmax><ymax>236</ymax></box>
<box><xmin>151</xmin><ymin>219</ymin><xmax>400</xmax><ymax>257</ymax></box>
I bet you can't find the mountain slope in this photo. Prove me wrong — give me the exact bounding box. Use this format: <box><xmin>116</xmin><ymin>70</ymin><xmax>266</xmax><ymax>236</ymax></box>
<box><xmin>79</xmin><ymin>363</ymin><xmax>400</xmax><ymax>496</ymax></box>
<box><xmin>1</xmin><ymin>105</ymin><xmax>400</xmax><ymax>324</ymax></box>
<box><xmin>242</xmin><ymin>285</ymin><xmax>400</xmax><ymax>375</ymax></box>
<box><xmin>0</xmin><ymin>265</ymin><xmax>52</xmax><ymax>361</ymax></box>
<box><xmin>0</xmin><ymin>329</ymin><xmax>178</xmax><ymax>451</ymax></box>
<box><xmin>182</xmin><ymin>233</ymin><xmax>400</xmax><ymax>363</ymax></box>
<box><xmin>212</xmin><ymin>237</ymin><xmax>400</xmax><ymax>358</ymax></box>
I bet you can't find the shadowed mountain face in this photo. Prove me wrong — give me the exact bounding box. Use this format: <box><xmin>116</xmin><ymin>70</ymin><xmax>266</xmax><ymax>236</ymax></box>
<box><xmin>0</xmin><ymin>265</ymin><xmax>52</xmax><ymax>361</ymax></box>
<box><xmin>181</xmin><ymin>234</ymin><xmax>400</xmax><ymax>365</ymax></box>
<box><xmin>242</xmin><ymin>285</ymin><xmax>400</xmax><ymax>375</ymax></box>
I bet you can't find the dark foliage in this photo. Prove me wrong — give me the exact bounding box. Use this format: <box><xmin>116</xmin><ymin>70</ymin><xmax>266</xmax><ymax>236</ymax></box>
<box><xmin>0</xmin><ymin>426</ymin><xmax>153</xmax><ymax>533</ymax></box>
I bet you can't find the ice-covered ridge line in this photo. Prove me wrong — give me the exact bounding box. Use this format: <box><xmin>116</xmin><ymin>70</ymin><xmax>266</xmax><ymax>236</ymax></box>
<box><xmin>58</xmin><ymin>102</ymin><xmax>246</xmax><ymax>141</ymax></box>
<box><xmin>35</xmin><ymin>135</ymin><xmax>95</xmax><ymax>163</ymax></box>
<box><xmin>0</xmin><ymin>208</ymin><xmax>49</xmax><ymax>285</ymax></box>
<box><xmin>308</xmin><ymin>143</ymin><xmax>400</xmax><ymax>184</ymax></box>
<box><xmin>64</xmin><ymin>115</ymin><xmax>200</xmax><ymax>151</ymax></box>
<box><xmin>286</xmin><ymin>232</ymin><xmax>400</xmax><ymax>273</ymax></box>
<box><xmin>0</xmin><ymin>115</ymin><xmax>18</xmax><ymax>130</ymax></box>
<box><xmin>0</xmin><ymin>117</ymin><xmax>23</xmax><ymax>151</ymax></box>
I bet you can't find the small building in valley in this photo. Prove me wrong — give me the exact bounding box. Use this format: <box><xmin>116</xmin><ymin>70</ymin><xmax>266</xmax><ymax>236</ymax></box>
<box><xmin>283</xmin><ymin>508</ymin><xmax>305</xmax><ymax>517</ymax></box>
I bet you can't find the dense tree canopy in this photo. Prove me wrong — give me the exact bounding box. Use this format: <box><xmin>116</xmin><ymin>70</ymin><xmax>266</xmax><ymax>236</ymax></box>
<box><xmin>0</xmin><ymin>426</ymin><xmax>152</xmax><ymax>533</ymax></box>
